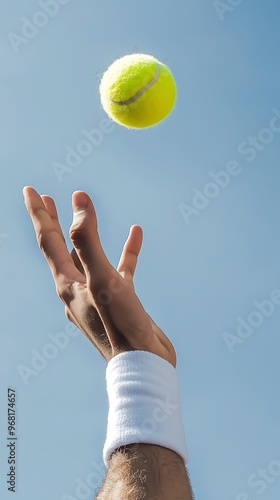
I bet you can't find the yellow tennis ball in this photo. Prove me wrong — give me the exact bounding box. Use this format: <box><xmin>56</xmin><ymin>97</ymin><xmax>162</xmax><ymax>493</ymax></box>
<box><xmin>99</xmin><ymin>53</ymin><xmax>177</xmax><ymax>129</ymax></box>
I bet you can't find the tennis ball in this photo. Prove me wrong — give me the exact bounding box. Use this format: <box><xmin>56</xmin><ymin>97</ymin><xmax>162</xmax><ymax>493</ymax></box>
<box><xmin>99</xmin><ymin>53</ymin><xmax>177</xmax><ymax>129</ymax></box>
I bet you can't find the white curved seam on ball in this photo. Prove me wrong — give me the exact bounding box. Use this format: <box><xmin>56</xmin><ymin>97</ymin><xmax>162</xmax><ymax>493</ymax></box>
<box><xmin>110</xmin><ymin>64</ymin><xmax>160</xmax><ymax>106</ymax></box>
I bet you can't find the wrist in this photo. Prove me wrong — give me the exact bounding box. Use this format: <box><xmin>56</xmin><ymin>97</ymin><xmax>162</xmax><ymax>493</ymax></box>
<box><xmin>103</xmin><ymin>350</ymin><xmax>189</xmax><ymax>466</ymax></box>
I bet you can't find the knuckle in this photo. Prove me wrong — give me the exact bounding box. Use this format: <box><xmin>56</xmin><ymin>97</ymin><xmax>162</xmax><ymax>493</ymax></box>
<box><xmin>69</xmin><ymin>226</ymin><xmax>87</xmax><ymax>249</ymax></box>
<box><xmin>55</xmin><ymin>285</ymin><xmax>65</xmax><ymax>300</ymax></box>
<box><xmin>36</xmin><ymin>232</ymin><xmax>47</xmax><ymax>251</ymax></box>
<box><xmin>56</xmin><ymin>283</ymin><xmax>73</xmax><ymax>302</ymax></box>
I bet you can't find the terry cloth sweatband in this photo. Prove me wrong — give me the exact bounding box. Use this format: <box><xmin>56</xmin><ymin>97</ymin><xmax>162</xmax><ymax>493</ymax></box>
<box><xmin>103</xmin><ymin>350</ymin><xmax>189</xmax><ymax>466</ymax></box>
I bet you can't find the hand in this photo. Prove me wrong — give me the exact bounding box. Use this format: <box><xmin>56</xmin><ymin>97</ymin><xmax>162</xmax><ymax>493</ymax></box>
<box><xmin>23</xmin><ymin>187</ymin><xmax>176</xmax><ymax>366</ymax></box>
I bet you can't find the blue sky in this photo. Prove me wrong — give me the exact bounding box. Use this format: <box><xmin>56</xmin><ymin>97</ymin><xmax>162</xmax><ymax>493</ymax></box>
<box><xmin>1</xmin><ymin>1</ymin><xmax>280</xmax><ymax>499</ymax></box>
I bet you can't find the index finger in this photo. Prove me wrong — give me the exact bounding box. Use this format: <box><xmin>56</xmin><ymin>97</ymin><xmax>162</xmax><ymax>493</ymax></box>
<box><xmin>23</xmin><ymin>186</ymin><xmax>85</xmax><ymax>287</ymax></box>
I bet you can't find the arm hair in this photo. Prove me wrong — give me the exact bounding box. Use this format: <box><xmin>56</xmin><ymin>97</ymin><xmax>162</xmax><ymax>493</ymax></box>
<box><xmin>95</xmin><ymin>443</ymin><xmax>194</xmax><ymax>500</ymax></box>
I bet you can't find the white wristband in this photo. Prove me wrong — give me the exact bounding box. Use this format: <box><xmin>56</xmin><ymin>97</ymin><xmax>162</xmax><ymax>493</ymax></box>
<box><xmin>103</xmin><ymin>350</ymin><xmax>189</xmax><ymax>466</ymax></box>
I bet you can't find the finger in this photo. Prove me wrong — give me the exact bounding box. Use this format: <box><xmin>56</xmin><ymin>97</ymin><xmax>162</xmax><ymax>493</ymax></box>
<box><xmin>69</xmin><ymin>191</ymin><xmax>112</xmax><ymax>281</ymax></box>
<box><xmin>70</xmin><ymin>247</ymin><xmax>85</xmax><ymax>276</ymax></box>
<box><xmin>117</xmin><ymin>225</ymin><xmax>143</xmax><ymax>281</ymax></box>
<box><xmin>41</xmin><ymin>195</ymin><xmax>66</xmax><ymax>244</ymax></box>
<box><xmin>23</xmin><ymin>186</ymin><xmax>85</xmax><ymax>287</ymax></box>
<box><xmin>41</xmin><ymin>195</ymin><xmax>85</xmax><ymax>284</ymax></box>
<box><xmin>41</xmin><ymin>195</ymin><xmax>85</xmax><ymax>277</ymax></box>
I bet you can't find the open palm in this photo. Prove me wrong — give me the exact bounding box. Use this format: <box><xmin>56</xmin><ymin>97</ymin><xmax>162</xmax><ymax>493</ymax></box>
<box><xmin>23</xmin><ymin>187</ymin><xmax>176</xmax><ymax>366</ymax></box>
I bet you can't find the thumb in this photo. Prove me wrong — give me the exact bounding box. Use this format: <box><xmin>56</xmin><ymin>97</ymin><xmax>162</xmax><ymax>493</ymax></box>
<box><xmin>69</xmin><ymin>191</ymin><xmax>111</xmax><ymax>278</ymax></box>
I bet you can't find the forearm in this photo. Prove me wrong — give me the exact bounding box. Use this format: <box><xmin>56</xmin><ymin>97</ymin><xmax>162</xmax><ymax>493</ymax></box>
<box><xmin>96</xmin><ymin>444</ymin><xmax>193</xmax><ymax>500</ymax></box>
<box><xmin>98</xmin><ymin>351</ymin><xmax>192</xmax><ymax>499</ymax></box>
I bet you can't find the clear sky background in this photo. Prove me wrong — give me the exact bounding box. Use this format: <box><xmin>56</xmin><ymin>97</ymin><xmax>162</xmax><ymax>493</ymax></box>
<box><xmin>1</xmin><ymin>1</ymin><xmax>280</xmax><ymax>499</ymax></box>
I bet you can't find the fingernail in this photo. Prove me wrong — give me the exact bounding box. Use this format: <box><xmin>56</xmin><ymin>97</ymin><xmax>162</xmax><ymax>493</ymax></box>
<box><xmin>73</xmin><ymin>193</ymin><xmax>88</xmax><ymax>212</ymax></box>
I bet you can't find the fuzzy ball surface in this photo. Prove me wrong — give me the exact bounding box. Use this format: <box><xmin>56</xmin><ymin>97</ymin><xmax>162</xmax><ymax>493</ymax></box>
<box><xmin>99</xmin><ymin>53</ymin><xmax>177</xmax><ymax>129</ymax></box>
